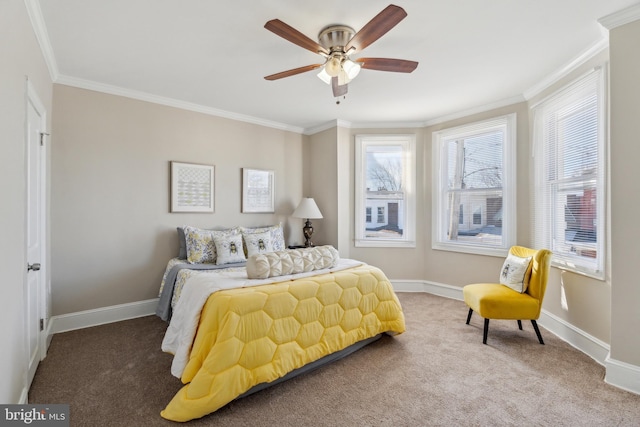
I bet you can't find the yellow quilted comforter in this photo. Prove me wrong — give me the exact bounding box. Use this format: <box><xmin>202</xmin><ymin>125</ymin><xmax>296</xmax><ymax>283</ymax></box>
<box><xmin>161</xmin><ymin>264</ymin><xmax>405</xmax><ymax>422</ymax></box>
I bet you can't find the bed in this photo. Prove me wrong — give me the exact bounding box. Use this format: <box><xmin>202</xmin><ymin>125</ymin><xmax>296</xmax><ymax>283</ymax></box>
<box><xmin>156</xmin><ymin>225</ymin><xmax>405</xmax><ymax>422</ymax></box>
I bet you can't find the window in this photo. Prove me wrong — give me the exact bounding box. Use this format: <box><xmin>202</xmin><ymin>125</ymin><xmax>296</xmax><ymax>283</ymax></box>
<box><xmin>532</xmin><ymin>68</ymin><xmax>605</xmax><ymax>279</ymax></box>
<box><xmin>355</xmin><ymin>135</ymin><xmax>416</xmax><ymax>247</ymax></box>
<box><xmin>432</xmin><ymin>114</ymin><xmax>516</xmax><ymax>255</ymax></box>
<box><xmin>473</xmin><ymin>206</ymin><xmax>482</xmax><ymax>225</ymax></box>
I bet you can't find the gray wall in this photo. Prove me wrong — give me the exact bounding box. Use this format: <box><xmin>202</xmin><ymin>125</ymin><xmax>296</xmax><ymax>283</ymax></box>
<box><xmin>609</xmin><ymin>18</ymin><xmax>640</xmax><ymax>367</ymax></box>
<box><xmin>51</xmin><ymin>85</ymin><xmax>305</xmax><ymax>315</ymax></box>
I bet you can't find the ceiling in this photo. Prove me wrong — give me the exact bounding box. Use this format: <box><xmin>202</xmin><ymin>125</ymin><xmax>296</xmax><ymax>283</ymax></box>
<box><xmin>32</xmin><ymin>0</ymin><xmax>637</xmax><ymax>134</ymax></box>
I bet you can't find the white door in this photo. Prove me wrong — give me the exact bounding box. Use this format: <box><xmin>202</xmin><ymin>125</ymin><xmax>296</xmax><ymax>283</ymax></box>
<box><xmin>25</xmin><ymin>82</ymin><xmax>47</xmax><ymax>388</ymax></box>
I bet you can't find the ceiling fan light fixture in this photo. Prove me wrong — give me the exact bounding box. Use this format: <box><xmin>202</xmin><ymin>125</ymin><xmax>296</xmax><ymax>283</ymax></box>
<box><xmin>317</xmin><ymin>67</ymin><xmax>332</xmax><ymax>84</ymax></box>
<box><xmin>342</xmin><ymin>59</ymin><xmax>361</xmax><ymax>80</ymax></box>
<box><xmin>325</xmin><ymin>56</ymin><xmax>342</xmax><ymax>77</ymax></box>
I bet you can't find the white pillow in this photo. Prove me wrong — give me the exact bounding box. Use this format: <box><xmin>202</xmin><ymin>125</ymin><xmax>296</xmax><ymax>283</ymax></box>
<box><xmin>499</xmin><ymin>253</ymin><xmax>533</xmax><ymax>293</ymax></box>
<box><xmin>246</xmin><ymin>245</ymin><xmax>339</xmax><ymax>279</ymax></box>
<box><xmin>213</xmin><ymin>233</ymin><xmax>247</xmax><ymax>265</ymax></box>
<box><xmin>239</xmin><ymin>224</ymin><xmax>285</xmax><ymax>252</ymax></box>
<box><xmin>242</xmin><ymin>230</ymin><xmax>274</xmax><ymax>257</ymax></box>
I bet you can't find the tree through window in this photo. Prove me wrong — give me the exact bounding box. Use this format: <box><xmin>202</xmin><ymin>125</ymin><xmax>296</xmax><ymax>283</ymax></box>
<box><xmin>433</xmin><ymin>114</ymin><xmax>516</xmax><ymax>255</ymax></box>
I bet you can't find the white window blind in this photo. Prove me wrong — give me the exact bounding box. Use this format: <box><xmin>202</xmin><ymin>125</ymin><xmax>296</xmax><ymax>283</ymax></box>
<box><xmin>432</xmin><ymin>114</ymin><xmax>516</xmax><ymax>255</ymax></box>
<box><xmin>532</xmin><ymin>67</ymin><xmax>605</xmax><ymax>279</ymax></box>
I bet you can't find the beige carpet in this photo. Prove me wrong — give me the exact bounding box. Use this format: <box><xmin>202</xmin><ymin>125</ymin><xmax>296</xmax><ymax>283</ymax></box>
<box><xmin>29</xmin><ymin>292</ymin><xmax>640</xmax><ymax>426</ymax></box>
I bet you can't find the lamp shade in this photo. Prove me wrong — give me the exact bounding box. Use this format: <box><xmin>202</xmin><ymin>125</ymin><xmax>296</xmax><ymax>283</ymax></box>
<box><xmin>342</xmin><ymin>59</ymin><xmax>361</xmax><ymax>79</ymax></box>
<box><xmin>317</xmin><ymin>67</ymin><xmax>332</xmax><ymax>85</ymax></box>
<box><xmin>292</xmin><ymin>198</ymin><xmax>323</xmax><ymax>219</ymax></box>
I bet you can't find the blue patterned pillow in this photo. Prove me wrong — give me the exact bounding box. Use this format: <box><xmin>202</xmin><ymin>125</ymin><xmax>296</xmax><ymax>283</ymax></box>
<box><xmin>183</xmin><ymin>226</ymin><xmax>239</xmax><ymax>264</ymax></box>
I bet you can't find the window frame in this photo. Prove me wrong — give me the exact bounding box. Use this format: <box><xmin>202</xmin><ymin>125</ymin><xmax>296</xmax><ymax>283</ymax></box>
<box><xmin>532</xmin><ymin>67</ymin><xmax>606</xmax><ymax>280</ymax></box>
<box><xmin>355</xmin><ymin>134</ymin><xmax>416</xmax><ymax>248</ymax></box>
<box><xmin>432</xmin><ymin>113</ymin><xmax>517</xmax><ymax>256</ymax></box>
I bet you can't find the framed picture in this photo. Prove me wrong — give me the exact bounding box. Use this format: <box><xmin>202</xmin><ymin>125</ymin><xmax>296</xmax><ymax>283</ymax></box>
<box><xmin>242</xmin><ymin>168</ymin><xmax>275</xmax><ymax>213</ymax></box>
<box><xmin>170</xmin><ymin>161</ymin><xmax>215</xmax><ymax>213</ymax></box>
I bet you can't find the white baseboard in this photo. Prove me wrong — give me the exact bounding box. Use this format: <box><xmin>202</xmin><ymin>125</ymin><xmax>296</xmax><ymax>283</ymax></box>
<box><xmin>392</xmin><ymin>278</ymin><xmax>639</xmax><ymax>396</ymax></box>
<box><xmin>18</xmin><ymin>387</ymin><xmax>28</xmax><ymax>404</ymax></box>
<box><xmin>50</xmin><ymin>298</ymin><xmax>159</xmax><ymax>334</ymax></box>
<box><xmin>392</xmin><ymin>279</ymin><xmax>463</xmax><ymax>300</ymax></box>
<box><xmin>605</xmin><ymin>356</ymin><xmax>640</xmax><ymax>395</ymax></box>
<box><xmin>538</xmin><ymin>309</ymin><xmax>610</xmax><ymax>365</ymax></box>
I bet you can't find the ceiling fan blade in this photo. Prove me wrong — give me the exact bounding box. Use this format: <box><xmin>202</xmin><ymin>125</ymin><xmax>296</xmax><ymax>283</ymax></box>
<box><xmin>265</xmin><ymin>19</ymin><xmax>329</xmax><ymax>55</ymax></box>
<box><xmin>332</xmin><ymin>77</ymin><xmax>348</xmax><ymax>97</ymax></box>
<box><xmin>264</xmin><ymin>64</ymin><xmax>324</xmax><ymax>81</ymax></box>
<box><xmin>345</xmin><ymin>5</ymin><xmax>407</xmax><ymax>53</ymax></box>
<box><xmin>356</xmin><ymin>58</ymin><xmax>418</xmax><ymax>73</ymax></box>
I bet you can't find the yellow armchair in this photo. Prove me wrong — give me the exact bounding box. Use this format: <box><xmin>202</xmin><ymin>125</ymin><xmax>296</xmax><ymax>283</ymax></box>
<box><xmin>463</xmin><ymin>246</ymin><xmax>552</xmax><ymax>344</ymax></box>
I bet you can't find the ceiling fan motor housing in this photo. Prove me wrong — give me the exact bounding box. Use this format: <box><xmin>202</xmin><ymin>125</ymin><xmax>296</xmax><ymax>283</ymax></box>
<box><xmin>318</xmin><ymin>25</ymin><xmax>355</xmax><ymax>53</ymax></box>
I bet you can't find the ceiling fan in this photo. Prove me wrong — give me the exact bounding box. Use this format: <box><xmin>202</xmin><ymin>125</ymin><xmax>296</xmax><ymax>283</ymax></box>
<box><xmin>264</xmin><ymin>4</ymin><xmax>418</xmax><ymax>100</ymax></box>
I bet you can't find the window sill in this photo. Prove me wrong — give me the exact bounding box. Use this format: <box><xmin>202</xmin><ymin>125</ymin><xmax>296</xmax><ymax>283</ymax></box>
<box><xmin>431</xmin><ymin>242</ymin><xmax>509</xmax><ymax>258</ymax></box>
<box><xmin>355</xmin><ymin>239</ymin><xmax>416</xmax><ymax>248</ymax></box>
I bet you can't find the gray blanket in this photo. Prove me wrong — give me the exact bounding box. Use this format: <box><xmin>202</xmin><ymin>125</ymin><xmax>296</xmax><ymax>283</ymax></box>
<box><xmin>155</xmin><ymin>261</ymin><xmax>247</xmax><ymax>321</ymax></box>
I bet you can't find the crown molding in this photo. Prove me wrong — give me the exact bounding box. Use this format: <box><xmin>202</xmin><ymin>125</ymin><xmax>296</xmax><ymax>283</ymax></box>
<box><xmin>598</xmin><ymin>3</ymin><xmax>640</xmax><ymax>30</ymax></box>
<box><xmin>523</xmin><ymin>38</ymin><xmax>608</xmax><ymax>101</ymax></box>
<box><xmin>55</xmin><ymin>75</ymin><xmax>305</xmax><ymax>134</ymax></box>
<box><xmin>303</xmin><ymin>119</ymin><xmax>427</xmax><ymax>135</ymax></box>
<box><xmin>24</xmin><ymin>0</ymin><xmax>59</xmax><ymax>80</ymax></box>
<box><xmin>303</xmin><ymin>119</ymin><xmax>345</xmax><ymax>135</ymax></box>
<box><xmin>347</xmin><ymin>120</ymin><xmax>425</xmax><ymax>130</ymax></box>
<box><xmin>422</xmin><ymin>94</ymin><xmax>525</xmax><ymax>127</ymax></box>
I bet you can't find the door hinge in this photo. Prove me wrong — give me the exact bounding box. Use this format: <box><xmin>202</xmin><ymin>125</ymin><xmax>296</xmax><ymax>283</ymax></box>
<box><xmin>40</xmin><ymin>132</ymin><xmax>50</xmax><ymax>146</ymax></box>
<box><xmin>40</xmin><ymin>318</ymin><xmax>44</xmax><ymax>331</ymax></box>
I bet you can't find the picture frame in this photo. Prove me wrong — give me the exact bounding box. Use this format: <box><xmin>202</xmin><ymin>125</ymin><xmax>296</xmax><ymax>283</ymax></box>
<box><xmin>242</xmin><ymin>168</ymin><xmax>275</xmax><ymax>213</ymax></box>
<box><xmin>170</xmin><ymin>161</ymin><xmax>215</xmax><ymax>213</ymax></box>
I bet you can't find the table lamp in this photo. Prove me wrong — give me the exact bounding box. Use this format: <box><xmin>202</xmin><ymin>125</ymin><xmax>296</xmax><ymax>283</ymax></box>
<box><xmin>292</xmin><ymin>197</ymin><xmax>323</xmax><ymax>247</ymax></box>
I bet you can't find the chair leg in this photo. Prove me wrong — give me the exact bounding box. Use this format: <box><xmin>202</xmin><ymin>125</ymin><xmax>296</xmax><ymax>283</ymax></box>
<box><xmin>531</xmin><ymin>320</ymin><xmax>545</xmax><ymax>345</ymax></box>
<box><xmin>466</xmin><ymin>308</ymin><xmax>473</xmax><ymax>325</ymax></box>
<box><xmin>517</xmin><ymin>320</ymin><xmax>523</xmax><ymax>330</ymax></box>
<box><xmin>483</xmin><ymin>318</ymin><xmax>489</xmax><ymax>344</ymax></box>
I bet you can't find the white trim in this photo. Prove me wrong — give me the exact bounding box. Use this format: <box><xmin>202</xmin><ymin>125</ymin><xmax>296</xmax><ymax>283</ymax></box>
<box><xmin>348</xmin><ymin>120</ymin><xmax>426</xmax><ymax>131</ymax></box>
<box><xmin>18</xmin><ymin>388</ymin><xmax>29</xmax><ymax>405</ymax></box>
<box><xmin>605</xmin><ymin>357</ymin><xmax>640</xmax><ymax>395</ymax></box>
<box><xmin>50</xmin><ymin>298</ymin><xmax>159</xmax><ymax>334</ymax></box>
<box><xmin>303</xmin><ymin>119</ymin><xmax>350</xmax><ymax>135</ymax></box>
<box><xmin>538</xmin><ymin>309</ymin><xmax>610</xmax><ymax>365</ymax></box>
<box><xmin>392</xmin><ymin>280</ymin><xmax>463</xmax><ymax>301</ymax></box>
<box><xmin>598</xmin><ymin>3</ymin><xmax>640</xmax><ymax>30</ymax></box>
<box><xmin>54</xmin><ymin>76</ymin><xmax>305</xmax><ymax>134</ymax></box>
<box><xmin>422</xmin><ymin>95</ymin><xmax>525</xmax><ymax>127</ymax></box>
<box><xmin>24</xmin><ymin>0</ymin><xmax>59</xmax><ymax>80</ymax></box>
